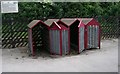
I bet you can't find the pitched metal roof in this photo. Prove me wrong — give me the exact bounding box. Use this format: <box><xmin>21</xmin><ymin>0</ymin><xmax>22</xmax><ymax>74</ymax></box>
<box><xmin>28</xmin><ymin>20</ymin><xmax>40</xmax><ymax>28</ymax></box>
<box><xmin>60</xmin><ymin>18</ymin><xmax>77</xmax><ymax>26</ymax></box>
<box><xmin>44</xmin><ymin>19</ymin><xmax>59</xmax><ymax>26</ymax></box>
<box><xmin>79</xmin><ymin>18</ymin><xmax>93</xmax><ymax>25</ymax></box>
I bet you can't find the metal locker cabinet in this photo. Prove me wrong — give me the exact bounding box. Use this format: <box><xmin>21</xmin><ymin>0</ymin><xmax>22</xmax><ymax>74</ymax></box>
<box><xmin>44</xmin><ymin>19</ymin><xmax>70</xmax><ymax>56</ymax></box>
<box><xmin>81</xmin><ymin>18</ymin><xmax>101</xmax><ymax>49</ymax></box>
<box><xmin>28</xmin><ymin>20</ymin><xmax>49</xmax><ymax>56</ymax></box>
<box><xmin>61</xmin><ymin>18</ymin><xmax>85</xmax><ymax>53</ymax></box>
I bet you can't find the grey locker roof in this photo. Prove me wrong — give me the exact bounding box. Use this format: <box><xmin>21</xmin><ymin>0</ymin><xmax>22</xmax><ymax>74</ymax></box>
<box><xmin>80</xmin><ymin>18</ymin><xmax>93</xmax><ymax>25</ymax></box>
<box><xmin>61</xmin><ymin>18</ymin><xmax>77</xmax><ymax>26</ymax></box>
<box><xmin>44</xmin><ymin>19</ymin><xmax>59</xmax><ymax>26</ymax></box>
<box><xmin>28</xmin><ymin>20</ymin><xmax>40</xmax><ymax>28</ymax></box>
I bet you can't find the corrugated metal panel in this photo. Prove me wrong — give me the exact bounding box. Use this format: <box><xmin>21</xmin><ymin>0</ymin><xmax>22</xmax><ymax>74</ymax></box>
<box><xmin>96</xmin><ymin>26</ymin><xmax>99</xmax><ymax>47</ymax></box>
<box><xmin>87</xmin><ymin>26</ymin><xmax>90</xmax><ymax>49</ymax></box>
<box><xmin>94</xmin><ymin>26</ymin><xmax>98</xmax><ymax>48</ymax></box>
<box><xmin>62</xmin><ymin>30</ymin><xmax>69</xmax><ymax>54</ymax></box>
<box><xmin>92</xmin><ymin>25</ymin><xmax>99</xmax><ymax>48</ymax></box>
<box><xmin>93</xmin><ymin>25</ymin><xmax>95</xmax><ymax>48</ymax></box>
<box><xmin>79</xmin><ymin>27</ymin><xmax>85</xmax><ymax>52</ymax></box>
<box><xmin>87</xmin><ymin>25</ymin><xmax>99</xmax><ymax>49</ymax></box>
<box><xmin>87</xmin><ymin>25</ymin><xmax>92</xmax><ymax>49</ymax></box>
<box><xmin>89</xmin><ymin>26</ymin><xmax>91</xmax><ymax>48</ymax></box>
<box><xmin>50</xmin><ymin>30</ymin><xmax>60</xmax><ymax>54</ymax></box>
<box><xmin>91</xmin><ymin>26</ymin><xmax>94</xmax><ymax>48</ymax></box>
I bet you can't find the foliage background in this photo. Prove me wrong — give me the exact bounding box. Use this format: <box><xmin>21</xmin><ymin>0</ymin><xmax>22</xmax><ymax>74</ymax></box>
<box><xmin>2</xmin><ymin>2</ymin><xmax>120</xmax><ymax>19</ymax></box>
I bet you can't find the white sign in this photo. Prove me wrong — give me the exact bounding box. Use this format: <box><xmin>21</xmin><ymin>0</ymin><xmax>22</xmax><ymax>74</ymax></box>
<box><xmin>1</xmin><ymin>1</ymin><xmax>18</xmax><ymax>13</ymax></box>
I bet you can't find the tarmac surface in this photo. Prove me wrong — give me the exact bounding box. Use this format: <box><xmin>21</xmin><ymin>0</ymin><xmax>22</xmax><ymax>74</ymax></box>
<box><xmin>2</xmin><ymin>39</ymin><xmax>118</xmax><ymax>72</ymax></box>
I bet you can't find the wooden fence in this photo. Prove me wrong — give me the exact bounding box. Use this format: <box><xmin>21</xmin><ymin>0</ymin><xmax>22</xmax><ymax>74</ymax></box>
<box><xmin>2</xmin><ymin>16</ymin><xmax>120</xmax><ymax>48</ymax></box>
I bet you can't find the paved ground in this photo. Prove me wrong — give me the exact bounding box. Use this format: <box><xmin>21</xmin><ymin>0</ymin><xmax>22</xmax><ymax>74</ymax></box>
<box><xmin>0</xmin><ymin>49</ymin><xmax>2</xmax><ymax>73</ymax></box>
<box><xmin>0</xmin><ymin>40</ymin><xmax>2</xmax><ymax>73</ymax></box>
<box><xmin>118</xmin><ymin>38</ymin><xmax>120</xmax><ymax>73</ymax></box>
<box><xmin>2</xmin><ymin>39</ymin><xmax>118</xmax><ymax>72</ymax></box>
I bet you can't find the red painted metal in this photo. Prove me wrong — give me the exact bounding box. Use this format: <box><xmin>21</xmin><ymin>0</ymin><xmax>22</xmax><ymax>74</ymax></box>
<box><xmin>58</xmin><ymin>21</ymin><xmax>70</xmax><ymax>55</ymax></box>
<box><xmin>28</xmin><ymin>20</ymin><xmax>50</xmax><ymax>56</ymax></box>
<box><xmin>82</xmin><ymin>18</ymin><xmax>100</xmax><ymax>49</ymax></box>
<box><xmin>60</xmin><ymin>18</ymin><xmax>85</xmax><ymax>53</ymax></box>
<box><xmin>68</xmin><ymin>27</ymin><xmax>70</xmax><ymax>54</ymax></box>
<box><xmin>28</xmin><ymin>18</ymin><xmax>100</xmax><ymax>56</ymax></box>
<box><xmin>30</xmin><ymin>29</ymin><xmax>35</xmax><ymax>56</ymax></box>
<box><xmin>50</xmin><ymin>22</ymin><xmax>61</xmax><ymax>30</ymax></box>
<box><xmin>58</xmin><ymin>23</ymin><xmax>69</xmax><ymax>30</ymax></box>
<box><xmin>49</xmin><ymin>29</ymin><xmax>52</xmax><ymax>55</ymax></box>
<box><xmin>31</xmin><ymin>21</ymin><xmax>49</xmax><ymax>29</ymax></box>
<box><xmin>60</xmin><ymin>30</ymin><xmax>62</xmax><ymax>56</ymax></box>
<box><xmin>50</xmin><ymin>22</ymin><xmax>61</xmax><ymax>55</ymax></box>
<box><xmin>78</xmin><ymin>27</ymin><xmax>80</xmax><ymax>53</ymax></box>
<box><xmin>49</xmin><ymin>21</ymin><xmax>69</xmax><ymax>55</ymax></box>
<box><xmin>78</xmin><ymin>21</ymin><xmax>85</xmax><ymax>53</ymax></box>
<box><xmin>84</xmin><ymin>25</ymin><xmax>88</xmax><ymax>49</ymax></box>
